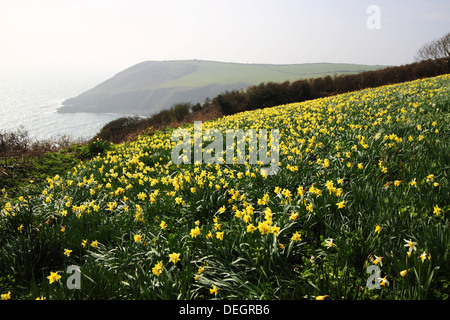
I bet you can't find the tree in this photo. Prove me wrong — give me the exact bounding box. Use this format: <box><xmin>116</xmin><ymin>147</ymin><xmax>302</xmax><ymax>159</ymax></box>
<box><xmin>171</xmin><ymin>103</ymin><xmax>191</xmax><ymax>122</ymax></box>
<box><xmin>415</xmin><ymin>32</ymin><xmax>450</xmax><ymax>73</ymax></box>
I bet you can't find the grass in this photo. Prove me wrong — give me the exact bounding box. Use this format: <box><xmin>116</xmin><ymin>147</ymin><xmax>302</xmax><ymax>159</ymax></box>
<box><xmin>159</xmin><ymin>60</ymin><xmax>387</xmax><ymax>88</ymax></box>
<box><xmin>0</xmin><ymin>139</ymin><xmax>111</xmax><ymax>202</ymax></box>
<box><xmin>0</xmin><ymin>74</ymin><xmax>449</xmax><ymax>300</ymax></box>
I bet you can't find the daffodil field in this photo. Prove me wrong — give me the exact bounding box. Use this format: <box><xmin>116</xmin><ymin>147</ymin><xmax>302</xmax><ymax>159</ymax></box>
<box><xmin>1</xmin><ymin>74</ymin><xmax>449</xmax><ymax>300</ymax></box>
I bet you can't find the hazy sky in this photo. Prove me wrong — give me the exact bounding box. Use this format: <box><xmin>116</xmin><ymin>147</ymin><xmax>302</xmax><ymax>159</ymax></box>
<box><xmin>0</xmin><ymin>0</ymin><xmax>449</xmax><ymax>72</ymax></box>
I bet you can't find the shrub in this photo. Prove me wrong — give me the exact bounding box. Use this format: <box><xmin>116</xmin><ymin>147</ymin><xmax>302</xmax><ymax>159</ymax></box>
<box><xmin>171</xmin><ymin>103</ymin><xmax>191</xmax><ymax>122</ymax></box>
<box><xmin>87</xmin><ymin>138</ymin><xmax>111</xmax><ymax>157</ymax></box>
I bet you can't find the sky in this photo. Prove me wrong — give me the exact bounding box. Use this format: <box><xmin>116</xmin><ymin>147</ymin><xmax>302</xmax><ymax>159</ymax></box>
<box><xmin>0</xmin><ymin>0</ymin><xmax>449</xmax><ymax>73</ymax></box>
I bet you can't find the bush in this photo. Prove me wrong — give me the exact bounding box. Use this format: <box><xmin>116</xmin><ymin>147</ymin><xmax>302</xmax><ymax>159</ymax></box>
<box><xmin>94</xmin><ymin>116</ymin><xmax>142</xmax><ymax>143</ymax></box>
<box><xmin>87</xmin><ymin>139</ymin><xmax>111</xmax><ymax>157</ymax></box>
<box><xmin>0</xmin><ymin>126</ymin><xmax>31</xmax><ymax>163</ymax></box>
<box><xmin>171</xmin><ymin>103</ymin><xmax>191</xmax><ymax>122</ymax></box>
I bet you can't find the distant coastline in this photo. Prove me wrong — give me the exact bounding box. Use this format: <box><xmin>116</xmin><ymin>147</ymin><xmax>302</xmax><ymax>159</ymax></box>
<box><xmin>59</xmin><ymin>60</ymin><xmax>387</xmax><ymax>116</ymax></box>
<box><xmin>0</xmin><ymin>67</ymin><xmax>122</xmax><ymax>141</ymax></box>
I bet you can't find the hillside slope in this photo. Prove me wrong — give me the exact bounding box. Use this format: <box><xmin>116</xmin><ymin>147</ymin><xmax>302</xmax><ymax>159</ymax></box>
<box><xmin>58</xmin><ymin>60</ymin><xmax>386</xmax><ymax>116</ymax></box>
<box><xmin>2</xmin><ymin>74</ymin><xmax>448</xmax><ymax>300</ymax></box>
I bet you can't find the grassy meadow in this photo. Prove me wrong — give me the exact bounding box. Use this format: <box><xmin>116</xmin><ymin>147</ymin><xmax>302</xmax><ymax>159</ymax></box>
<box><xmin>158</xmin><ymin>60</ymin><xmax>386</xmax><ymax>88</ymax></box>
<box><xmin>0</xmin><ymin>74</ymin><xmax>449</xmax><ymax>300</ymax></box>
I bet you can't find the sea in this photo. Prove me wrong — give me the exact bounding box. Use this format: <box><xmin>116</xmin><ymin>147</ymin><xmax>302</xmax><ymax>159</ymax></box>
<box><xmin>0</xmin><ymin>67</ymin><xmax>125</xmax><ymax>142</ymax></box>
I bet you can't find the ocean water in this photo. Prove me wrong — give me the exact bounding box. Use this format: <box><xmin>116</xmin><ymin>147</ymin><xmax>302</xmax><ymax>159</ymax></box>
<box><xmin>0</xmin><ymin>67</ymin><xmax>124</xmax><ymax>142</ymax></box>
